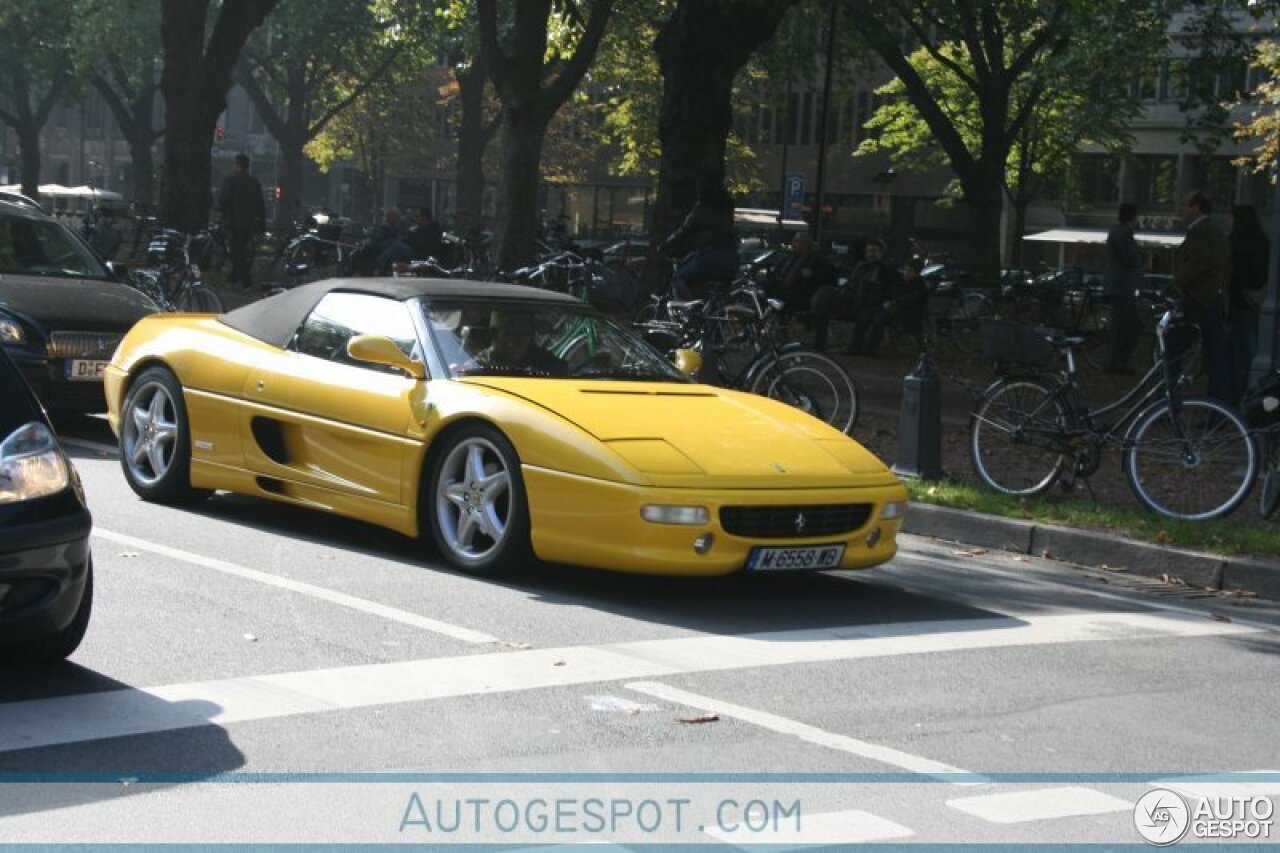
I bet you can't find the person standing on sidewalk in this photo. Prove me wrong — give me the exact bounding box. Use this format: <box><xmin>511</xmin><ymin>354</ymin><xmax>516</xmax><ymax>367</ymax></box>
<box><xmin>216</xmin><ymin>153</ymin><xmax>265</xmax><ymax>290</ymax></box>
<box><xmin>1102</xmin><ymin>202</ymin><xmax>1143</xmax><ymax>373</ymax></box>
<box><xmin>1227</xmin><ymin>203</ymin><xmax>1269</xmax><ymax>404</ymax></box>
<box><xmin>1172</xmin><ymin>190</ymin><xmax>1231</xmax><ymax>404</ymax></box>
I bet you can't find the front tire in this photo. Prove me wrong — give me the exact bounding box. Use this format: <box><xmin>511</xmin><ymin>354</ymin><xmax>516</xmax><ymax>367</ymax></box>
<box><xmin>1123</xmin><ymin>396</ymin><xmax>1256</xmax><ymax>521</ymax></box>
<box><xmin>427</xmin><ymin>425</ymin><xmax>533</xmax><ymax>574</ymax></box>
<box><xmin>174</xmin><ymin>282</ymin><xmax>225</xmax><ymax>313</ymax></box>
<box><xmin>119</xmin><ymin>367</ymin><xmax>211</xmax><ymax>504</ymax></box>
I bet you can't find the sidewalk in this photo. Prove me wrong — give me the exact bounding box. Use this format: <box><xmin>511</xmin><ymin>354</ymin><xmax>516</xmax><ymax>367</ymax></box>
<box><xmin>831</xmin><ymin>346</ymin><xmax>1280</xmax><ymax>600</ymax></box>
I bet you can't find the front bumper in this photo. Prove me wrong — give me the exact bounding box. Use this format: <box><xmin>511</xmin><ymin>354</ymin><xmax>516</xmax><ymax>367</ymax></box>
<box><xmin>0</xmin><ymin>493</ymin><xmax>93</xmax><ymax>643</ymax></box>
<box><xmin>12</xmin><ymin>352</ymin><xmax>108</xmax><ymax>414</ymax></box>
<box><xmin>525</xmin><ymin>467</ymin><xmax>907</xmax><ymax>576</ymax></box>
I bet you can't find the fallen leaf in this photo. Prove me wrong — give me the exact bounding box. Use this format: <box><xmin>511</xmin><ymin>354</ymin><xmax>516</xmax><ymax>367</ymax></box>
<box><xmin>1013</xmin><ymin>556</ymin><xmax>1029</xmax><ymax>563</ymax></box>
<box><xmin>553</xmin><ymin>660</ymin><xmax>566</xmax><ymax>667</ymax></box>
<box><xmin>678</xmin><ymin>713</ymin><xmax>719</xmax><ymax>724</ymax></box>
<box><xmin>1210</xmin><ymin>613</ymin><xmax>1232</xmax><ymax>623</ymax></box>
<box><xmin>118</xmin><ymin>551</ymin><xmax>140</xmax><ymax>558</ymax></box>
<box><xmin>496</xmin><ymin>640</ymin><xmax>531</xmax><ymax>650</ymax></box>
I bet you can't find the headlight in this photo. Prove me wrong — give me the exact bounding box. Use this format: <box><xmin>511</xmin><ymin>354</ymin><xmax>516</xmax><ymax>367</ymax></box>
<box><xmin>641</xmin><ymin>504</ymin><xmax>710</xmax><ymax>525</ymax></box>
<box><xmin>880</xmin><ymin>500</ymin><xmax>907</xmax><ymax>520</ymax></box>
<box><xmin>0</xmin><ymin>421</ymin><xmax>70</xmax><ymax>504</ymax></box>
<box><xmin>0</xmin><ymin>315</ymin><xmax>25</xmax><ymax>344</ymax></box>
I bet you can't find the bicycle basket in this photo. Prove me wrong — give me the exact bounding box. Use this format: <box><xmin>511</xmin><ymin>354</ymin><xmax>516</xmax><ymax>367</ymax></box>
<box><xmin>980</xmin><ymin>320</ymin><xmax>1054</xmax><ymax>367</ymax></box>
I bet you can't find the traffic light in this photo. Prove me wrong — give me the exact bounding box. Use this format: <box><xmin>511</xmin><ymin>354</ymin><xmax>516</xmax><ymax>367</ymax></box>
<box><xmin>274</xmin><ymin>186</ymin><xmax>282</xmax><ymax>201</ymax></box>
<box><xmin>215</xmin><ymin>126</ymin><xmax>225</xmax><ymax>142</ymax></box>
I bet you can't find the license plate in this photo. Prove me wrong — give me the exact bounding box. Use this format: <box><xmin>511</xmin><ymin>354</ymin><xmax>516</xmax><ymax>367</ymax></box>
<box><xmin>65</xmin><ymin>359</ymin><xmax>109</xmax><ymax>382</ymax></box>
<box><xmin>747</xmin><ymin>543</ymin><xmax>845</xmax><ymax>571</ymax></box>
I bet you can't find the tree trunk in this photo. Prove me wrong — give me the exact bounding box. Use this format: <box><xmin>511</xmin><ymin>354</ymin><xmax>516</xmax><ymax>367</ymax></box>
<box><xmin>494</xmin><ymin>107</ymin><xmax>546</xmax><ymax>270</ymax></box>
<box><xmin>17</xmin><ymin>126</ymin><xmax>41</xmax><ymax>199</ymax></box>
<box><xmin>454</xmin><ymin>61</ymin><xmax>491</xmax><ymax>235</ymax></box>
<box><xmin>646</xmin><ymin>0</ymin><xmax>797</xmax><ymax>295</ymax></box>
<box><xmin>960</xmin><ymin>171</ymin><xmax>1005</xmax><ymax>280</ymax></box>
<box><xmin>159</xmin><ymin>0</ymin><xmax>277</xmax><ymax>233</ymax></box>
<box><xmin>277</xmin><ymin>135</ymin><xmax>305</xmax><ymax>227</ymax></box>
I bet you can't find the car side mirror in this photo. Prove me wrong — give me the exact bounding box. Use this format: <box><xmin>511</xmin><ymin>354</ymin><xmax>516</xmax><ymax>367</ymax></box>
<box><xmin>347</xmin><ymin>334</ymin><xmax>425</xmax><ymax>380</ymax></box>
<box><xmin>672</xmin><ymin>348</ymin><xmax>702</xmax><ymax>378</ymax></box>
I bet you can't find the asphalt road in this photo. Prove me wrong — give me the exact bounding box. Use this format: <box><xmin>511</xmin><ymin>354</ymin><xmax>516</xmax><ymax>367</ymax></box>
<box><xmin>3</xmin><ymin>413</ymin><xmax>1278</xmax><ymax>847</ymax></box>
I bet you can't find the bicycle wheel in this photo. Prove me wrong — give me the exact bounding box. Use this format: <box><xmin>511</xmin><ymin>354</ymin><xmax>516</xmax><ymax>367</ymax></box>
<box><xmin>970</xmin><ymin>379</ymin><xmax>1069</xmax><ymax>496</ymax></box>
<box><xmin>1258</xmin><ymin>431</ymin><xmax>1279</xmax><ymax>520</ymax></box>
<box><xmin>1123</xmin><ymin>395</ymin><xmax>1257</xmax><ymax>521</ymax></box>
<box><xmin>749</xmin><ymin>350</ymin><xmax>858</xmax><ymax>434</ymax></box>
<box><xmin>947</xmin><ymin>292</ymin><xmax>996</xmax><ymax>355</ymax></box>
<box><xmin>174</xmin><ymin>283</ymin><xmax>225</xmax><ymax>313</ymax></box>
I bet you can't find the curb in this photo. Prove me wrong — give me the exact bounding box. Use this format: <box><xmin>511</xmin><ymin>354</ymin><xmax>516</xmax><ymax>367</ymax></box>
<box><xmin>902</xmin><ymin>503</ymin><xmax>1280</xmax><ymax>600</ymax></box>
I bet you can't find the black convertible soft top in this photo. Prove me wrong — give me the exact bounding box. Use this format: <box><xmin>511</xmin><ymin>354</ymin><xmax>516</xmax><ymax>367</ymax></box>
<box><xmin>218</xmin><ymin>277</ymin><xmax>580</xmax><ymax>349</ymax></box>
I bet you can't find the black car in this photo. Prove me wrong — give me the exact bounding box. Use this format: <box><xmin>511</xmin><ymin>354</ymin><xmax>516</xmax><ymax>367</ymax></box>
<box><xmin>0</xmin><ymin>345</ymin><xmax>93</xmax><ymax>664</ymax></box>
<box><xmin>0</xmin><ymin>196</ymin><xmax>158</xmax><ymax>413</ymax></box>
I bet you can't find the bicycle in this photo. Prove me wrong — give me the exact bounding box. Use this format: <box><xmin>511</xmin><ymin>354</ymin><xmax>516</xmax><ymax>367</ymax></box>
<box><xmin>634</xmin><ymin>280</ymin><xmax>860</xmax><ymax>435</ymax></box>
<box><xmin>1003</xmin><ymin>269</ymin><xmax>1113</xmax><ymax>370</ymax></box>
<box><xmin>968</xmin><ymin>306</ymin><xmax>1257</xmax><ymax>521</ymax></box>
<box><xmin>127</xmin><ymin>228</ymin><xmax>225</xmax><ymax>313</ymax></box>
<box><xmin>923</xmin><ymin>279</ymin><xmax>999</xmax><ymax>355</ymax></box>
<box><xmin>1242</xmin><ymin>369</ymin><xmax>1280</xmax><ymax>519</ymax></box>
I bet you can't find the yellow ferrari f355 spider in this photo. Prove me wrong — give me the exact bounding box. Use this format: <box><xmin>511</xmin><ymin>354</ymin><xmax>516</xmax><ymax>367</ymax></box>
<box><xmin>105</xmin><ymin>279</ymin><xmax>907</xmax><ymax>575</ymax></box>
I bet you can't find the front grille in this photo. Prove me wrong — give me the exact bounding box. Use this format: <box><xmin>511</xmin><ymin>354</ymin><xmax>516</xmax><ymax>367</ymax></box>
<box><xmin>47</xmin><ymin>332</ymin><xmax>121</xmax><ymax>359</ymax></box>
<box><xmin>720</xmin><ymin>504</ymin><xmax>873</xmax><ymax>539</ymax></box>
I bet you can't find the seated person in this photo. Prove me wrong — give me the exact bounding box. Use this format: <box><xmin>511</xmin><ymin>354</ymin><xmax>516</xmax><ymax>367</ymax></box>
<box><xmin>863</xmin><ymin>259</ymin><xmax>928</xmax><ymax>353</ymax></box>
<box><xmin>473</xmin><ymin>311</ymin><xmax>567</xmax><ymax>376</ymax></box>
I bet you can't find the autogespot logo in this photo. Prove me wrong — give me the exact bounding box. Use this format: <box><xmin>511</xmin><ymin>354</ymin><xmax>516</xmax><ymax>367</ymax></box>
<box><xmin>1134</xmin><ymin>788</ymin><xmax>1190</xmax><ymax>845</ymax></box>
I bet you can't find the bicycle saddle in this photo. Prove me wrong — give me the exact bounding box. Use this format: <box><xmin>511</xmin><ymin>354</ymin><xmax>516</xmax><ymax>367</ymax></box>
<box><xmin>1048</xmin><ymin>334</ymin><xmax>1087</xmax><ymax>348</ymax></box>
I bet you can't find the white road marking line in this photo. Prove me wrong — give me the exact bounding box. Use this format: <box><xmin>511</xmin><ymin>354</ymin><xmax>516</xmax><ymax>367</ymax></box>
<box><xmin>946</xmin><ymin>786</ymin><xmax>1131</xmax><ymax>823</ymax></box>
<box><xmin>703</xmin><ymin>808</ymin><xmax>913</xmax><ymax>846</ymax></box>
<box><xmin>0</xmin><ymin>611</ymin><xmax>1254</xmax><ymax>754</ymax></box>
<box><xmin>890</xmin><ymin>548</ymin><xmax>1280</xmax><ymax>634</ymax></box>
<box><xmin>1153</xmin><ymin>770</ymin><xmax>1280</xmax><ymax>799</ymax></box>
<box><xmin>93</xmin><ymin>527</ymin><xmax>498</xmax><ymax>644</ymax></box>
<box><xmin>626</xmin><ymin>681</ymin><xmax>979</xmax><ymax>783</ymax></box>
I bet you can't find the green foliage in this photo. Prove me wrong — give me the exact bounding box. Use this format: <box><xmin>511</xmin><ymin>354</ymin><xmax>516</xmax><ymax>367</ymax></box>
<box><xmin>0</xmin><ymin>0</ymin><xmax>79</xmax><ymax>122</ymax></box>
<box><xmin>1177</xmin><ymin>0</ymin><xmax>1269</xmax><ymax>155</ymax></box>
<box><xmin>1234</xmin><ymin>39</ymin><xmax>1280</xmax><ymax>173</ymax></box>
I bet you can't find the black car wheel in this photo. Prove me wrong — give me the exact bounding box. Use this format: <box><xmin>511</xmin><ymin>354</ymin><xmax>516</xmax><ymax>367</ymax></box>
<box><xmin>427</xmin><ymin>425</ymin><xmax>533</xmax><ymax>574</ymax></box>
<box><xmin>2</xmin><ymin>557</ymin><xmax>93</xmax><ymax>666</ymax></box>
<box><xmin>120</xmin><ymin>366</ymin><xmax>210</xmax><ymax>504</ymax></box>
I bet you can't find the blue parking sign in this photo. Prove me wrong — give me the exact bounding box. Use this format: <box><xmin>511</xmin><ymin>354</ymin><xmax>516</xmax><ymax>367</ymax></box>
<box><xmin>784</xmin><ymin>172</ymin><xmax>805</xmax><ymax>220</ymax></box>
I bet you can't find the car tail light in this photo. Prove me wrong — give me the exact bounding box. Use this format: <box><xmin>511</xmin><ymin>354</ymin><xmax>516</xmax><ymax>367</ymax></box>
<box><xmin>0</xmin><ymin>422</ymin><xmax>71</xmax><ymax>503</ymax></box>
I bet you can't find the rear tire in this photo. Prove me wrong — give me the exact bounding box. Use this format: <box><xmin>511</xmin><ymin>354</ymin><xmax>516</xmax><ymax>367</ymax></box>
<box><xmin>119</xmin><ymin>367</ymin><xmax>212</xmax><ymax>504</ymax></box>
<box><xmin>970</xmin><ymin>378</ymin><xmax>1069</xmax><ymax>496</ymax></box>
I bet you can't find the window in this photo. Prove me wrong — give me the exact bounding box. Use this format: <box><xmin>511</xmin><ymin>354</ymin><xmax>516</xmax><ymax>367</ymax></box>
<box><xmin>1074</xmin><ymin>155</ymin><xmax>1121</xmax><ymax>205</ymax></box>
<box><xmin>1132</xmin><ymin>155</ymin><xmax>1178</xmax><ymax>206</ymax></box>
<box><xmin>290</xmin><ymin>292</ymin><xmax>419</xmax><ymax>373</ymax></box>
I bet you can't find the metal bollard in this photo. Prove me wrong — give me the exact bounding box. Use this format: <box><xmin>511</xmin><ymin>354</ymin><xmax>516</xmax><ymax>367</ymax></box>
<box><xmin>892</xmin><ymin>353</ymin><xmax>944</xmax><ymax>480</ymax></box>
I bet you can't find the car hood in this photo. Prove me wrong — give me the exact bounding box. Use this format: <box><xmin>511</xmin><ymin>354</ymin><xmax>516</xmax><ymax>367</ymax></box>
<box><xmin>0</xmin><ymin>274</ymin><xmax>157</xmax><ymax>331</ymax></box>
<box><xmin>462</xmin><ymin>377</ymin><xmax>899</xmax><ymax>489</ymax></box>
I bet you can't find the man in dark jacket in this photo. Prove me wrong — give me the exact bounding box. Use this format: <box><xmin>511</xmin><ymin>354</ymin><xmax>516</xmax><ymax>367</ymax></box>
<box><xmin>216</xmin><ymin>153</ymin><xmax>265</xmax><ymax>290</ymax></box>
<box><xmin>770</xmin><ymin>231</ymin><xmax>836</xmax><ymax>324</ymax></box>
<box><xmin>1172</xmin><ymin>190</ymin><xmax>1231</xmax><ymax>403</ymax></box>
<box><xmin>661</xmin><ymin>178</ymin><xmax>738</xmax><ymax>298</ymax></box>
<box><xmin>1103</xmin><ymin>202</ymin><xmax>1143</xmax><ymax>373</ymax></box>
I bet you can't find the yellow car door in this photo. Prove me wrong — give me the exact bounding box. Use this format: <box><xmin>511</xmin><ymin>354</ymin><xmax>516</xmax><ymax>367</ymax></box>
<box><xmin>239</xmin><ymin>291</ymin><xmax>423</xmax><ymax>510</ymax></box>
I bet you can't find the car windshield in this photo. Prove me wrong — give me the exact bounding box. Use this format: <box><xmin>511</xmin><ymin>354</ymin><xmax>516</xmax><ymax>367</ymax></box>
<box><xmin>0</xmin><ymin>213</ymin><xmax>109</xmax><ymax>279</ymax></box>
<box><xmin>424</xmin><ymin>298</ymin><xmax>688</xmax><ymax>383</ymax></box>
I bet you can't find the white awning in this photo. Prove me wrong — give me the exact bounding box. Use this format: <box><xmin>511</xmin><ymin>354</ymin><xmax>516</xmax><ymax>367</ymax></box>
<box><xmin>734</xmin><ymin>207</ymin><xmax>809</xmax><ymax>230</ymax></box>
<box><xmin>1025</xmin><ymin>226</ymin><xmax>1183</xmax><ymax>249</ymax></box>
